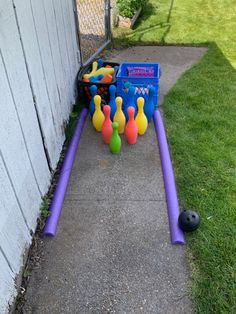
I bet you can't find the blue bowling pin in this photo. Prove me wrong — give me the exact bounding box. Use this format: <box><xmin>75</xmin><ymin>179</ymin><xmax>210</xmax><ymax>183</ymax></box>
<box><xmin>89</xmin><ymin>85</ymin><xmax>97</xmax><ymax>118</ymax></box>
<box><xmin>124</xmin><ymin>85</ymin><xmax>137</xmax><ymax>120</ymax></box>
<box><xmin>89</xmin><ymin>74</ymin><xmax>104</xmax><ymax>83</ymax></box>
<box><xmin>97</xmin><ymin>58</ymin><xmax>104</xmax><ymax>69</ymax></box>
<box><xmin>144</xmin><ymin>86</ymin><xmax>155</xmax><ymax>122</ymax></box>
<box><xmin>109</xmin><ymin>85</ymin><xmax>117</xmax><ymax>121</ymax></box>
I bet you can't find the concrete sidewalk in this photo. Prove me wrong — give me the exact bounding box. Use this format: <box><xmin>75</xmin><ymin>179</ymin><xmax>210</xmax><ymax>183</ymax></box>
<box><xmin>23</xmin><ymin>46</ymin><xmax>206</xmax><ymax>314</ymax></box>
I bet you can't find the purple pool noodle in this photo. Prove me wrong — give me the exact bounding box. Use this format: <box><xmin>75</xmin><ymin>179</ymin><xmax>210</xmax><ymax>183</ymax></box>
<box><xmin>44</xmin><ymin>108</ymin><xmax>88</xmax><ymax>236</ymax></box>
<box><xmin>153</xmin><ymin>110</ymin><xmax>185</xmax><ymax>245</ymax></box>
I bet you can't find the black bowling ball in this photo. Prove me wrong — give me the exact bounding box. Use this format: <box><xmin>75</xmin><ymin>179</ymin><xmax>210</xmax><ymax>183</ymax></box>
<box><xmin>178</xmin><ymin>209</ymin><xmax>200</xmax><ymax>232</ymax></box>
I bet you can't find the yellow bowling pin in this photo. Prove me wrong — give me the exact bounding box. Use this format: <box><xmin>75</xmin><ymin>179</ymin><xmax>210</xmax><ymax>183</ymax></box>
<box><xmin>83</xmin><ymin>61</ymin><xmax>98</xmax><ymax>79</ymax></box>
<box><xmin>135</xmin><ymin>97</ymin><xmax>148</xmax><ymax>135</ymax></box>
<box><xmin>83</xmin><ymin>67</ymin><xmax>114</xmax><ymax>80</ymax></box>
<box><xmin>114</xmin><ymin>97</ymin><xmax>126</xmax><ymax>134</ymax></box>
<box><xmin>92</xmin><ymin>95</ymin><xmax>105</xmax><ymax>132</ymax></box>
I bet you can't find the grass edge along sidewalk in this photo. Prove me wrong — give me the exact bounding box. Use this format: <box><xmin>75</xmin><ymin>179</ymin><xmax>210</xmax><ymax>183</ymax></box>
<box><xmin>163</xmin><ymin>43</ymin><xmax>236</xmax><ymax>314</ymax></box>
<box><xmin>113</xmin><ymin>0</ymin><xmax>236</xmax><ymax>312</ymax></box>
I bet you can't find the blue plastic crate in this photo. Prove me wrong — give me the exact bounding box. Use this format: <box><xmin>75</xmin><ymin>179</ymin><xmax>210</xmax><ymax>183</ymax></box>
<box><xmin>116</xmin><ymin>62</ymin><xmax>161</xmax><ymax>110</ymax></box>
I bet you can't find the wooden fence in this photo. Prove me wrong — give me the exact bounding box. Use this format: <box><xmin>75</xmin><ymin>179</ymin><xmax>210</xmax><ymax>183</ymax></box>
<box><xmin>0</xmin><ymin>0</ymin><xmax>80</xmax><ymax>312</ymax></box>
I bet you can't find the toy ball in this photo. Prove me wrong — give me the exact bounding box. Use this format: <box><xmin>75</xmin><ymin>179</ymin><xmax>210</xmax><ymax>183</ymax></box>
<box><xmin>178</xmin><ymin>209</ymin><xmax>200</xmax><ymax>232</ymax></box>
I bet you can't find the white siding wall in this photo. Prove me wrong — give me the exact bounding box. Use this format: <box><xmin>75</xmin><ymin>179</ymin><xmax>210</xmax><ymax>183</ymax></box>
<box><xmin>0</xmin><ymin>0</ymin><xmax>80</xmax><ymax>312</ymax></box>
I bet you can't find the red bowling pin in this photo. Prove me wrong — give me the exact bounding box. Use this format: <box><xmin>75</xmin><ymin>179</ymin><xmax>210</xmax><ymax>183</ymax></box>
<box><xmin>102</xmin><ymin>105</ymin><xmax>113</xmax><ymax>144</ymax></box>
<box><xmin>125</xmin><ymin>107</ymin><xmax>138</xmax><ymax>144</ymax></box>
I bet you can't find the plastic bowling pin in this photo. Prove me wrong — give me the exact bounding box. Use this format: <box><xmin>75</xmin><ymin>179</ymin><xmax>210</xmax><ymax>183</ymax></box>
<box><xmin>92</xmin><ymin>95</ymin><xmax>105</xmax><ymax>132</ymax></box>
<box><xmin>91</xmin><ymin>61</ymin><xmax>98</xmax><ymax>73</ymax></box>
<box><xmin>97</xmin><ymin>58</ymin><xmax>104</xmax><ymax>69</ymax></box>
<box><xmin>100</xmin><ymin>74</ymin><xmax>113</xmax><ymax>83</ymax></box>
<box><xmin>135</xmin><ymin>97</ymin><xmax>148</xmax><ymax>135</ymax></box>
<box><xmin>144</xmin><ymin>86</ymin><xmax>155</xmax><ymax>122</ymax></box>
<box><xmin>89</xmin><ymin>74</ymin><xmax>104</xmax><ymax>83</ymax></box>
<box><xmin>114</xmin><ymin>97</ymin><xmax>126</xmax><ymax>134</ymax></box>
<box><xmin>89</xmin><ymin>85</ymin><xmax>97</xmax><ymax>117</ymax></box>
<box><xmin>84</xmin><ymin>67</ymin><xmax>114</xmax><ymax>80</ymax></box>
<box><xmin>109</xmin><ymin>85</ymin><xmax>117</xmax><ymax>121</ymax></box>
<box><xmin>82</xmin><ymin>78</ymin><xmax>89</xmax><ymax>83</ymax></box>
<box><xmin>124</xmin><ymin>85</ymin><xmax>137</xmax><ymax>120</ymax></box>
<box><xmin>109</xmin><ymin>122</ymin><xmax>121</xmax><ymax>154</ymax></box>
<box><xmin>83</xmin><ymin>61</ymin><xmax>98</xmax><ymax>79</ymax></box>
<box><xmin>102</xmin><ymin>105</ymin><xmax>113</xmax><ymax>144</ymax></box>
<box><xmin>125</xmin><ymin>107</ymin><xmax>138</xmax><ymax>145</ymax></box>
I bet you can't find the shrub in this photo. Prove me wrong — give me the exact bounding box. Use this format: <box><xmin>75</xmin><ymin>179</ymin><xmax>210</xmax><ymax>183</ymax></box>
<box><xmin>117</xmin><ymin>0</ymin><xmax>147</xmax><ymax>18</ymax></box>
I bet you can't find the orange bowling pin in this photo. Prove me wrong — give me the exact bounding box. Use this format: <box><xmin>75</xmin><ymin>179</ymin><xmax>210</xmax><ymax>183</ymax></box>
<box><xmin>100</xmin><ymin>74</ymin><xmax>113</xmax><ymax>83</ymax></box>
<box><xmin>125</xmin><ymin>107</ymin><xmax>138</xmax><ymax>145</ymax></box>
<box><xmin>102</xmin><ymin>105</ymin><xmax>113</xmax><ymax>144</ymax></box>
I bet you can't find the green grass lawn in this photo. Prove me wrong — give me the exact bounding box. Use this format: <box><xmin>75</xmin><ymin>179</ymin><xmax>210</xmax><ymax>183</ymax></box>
<box><xmin>114</xmin><ymin>1</ymin><xmax>236</xmax><ymax>313</ymax></box>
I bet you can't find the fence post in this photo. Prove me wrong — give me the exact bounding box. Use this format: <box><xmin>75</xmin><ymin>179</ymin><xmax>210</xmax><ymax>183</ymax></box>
<box><xmin>72</xmin><ymin>0</ymin><xmax>84</xmax><ymax>65</ymax></box>
<box><xmin>105</xmin><ymin>0</ymin><xmax>112</xmax><ymax>41</ymax></box>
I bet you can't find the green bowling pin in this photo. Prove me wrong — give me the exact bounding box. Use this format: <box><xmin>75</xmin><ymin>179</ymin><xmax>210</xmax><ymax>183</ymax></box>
<box><xmin>109</xmin><ymin>122</ymin><xmax>121</xmax><ymax>154</ymax></box>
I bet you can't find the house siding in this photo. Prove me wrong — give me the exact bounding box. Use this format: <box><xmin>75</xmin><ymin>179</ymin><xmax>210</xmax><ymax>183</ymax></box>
<box><xmin>0</xmin><ymin>0</ymin><xmax>80</xmax><ymax>312</ymax></box>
